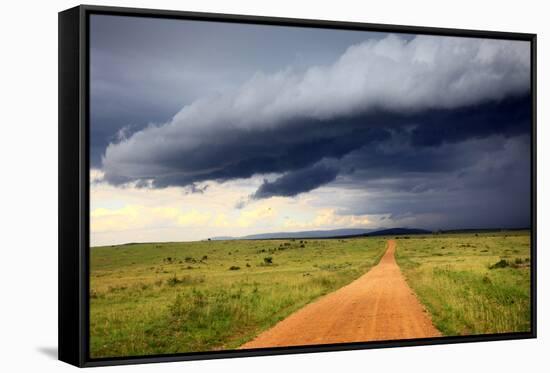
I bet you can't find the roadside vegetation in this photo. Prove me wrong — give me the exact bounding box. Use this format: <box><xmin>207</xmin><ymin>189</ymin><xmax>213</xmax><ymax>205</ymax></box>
<box><xmin>90</xmin><ymin>231</ymin><xmax>531</xmax><ymax>358</ymax></box>
<box><xmin>395</xmin><ymin>231</ymin><xmax>531</xmax><ymax>336</ymax></box>
<box><xmin>90</xmin><ymin>237</ymin><xmax>386</xmax><ymax>358</ymax></box>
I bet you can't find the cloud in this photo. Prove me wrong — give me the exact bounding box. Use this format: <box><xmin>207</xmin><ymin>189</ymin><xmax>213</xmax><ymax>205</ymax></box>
<box><xmin>88</xmin><ymin>14</ymin><xmax>377</xmax><ymax>167</ymax></box>
<box><xmin>90</xmin><ymin>205</ymin><xmax>212</xmax><ymax>233</ymax></box>
<box><xmin>253</xmin><ymin>162</ymin><xmax>339</xmax><ymax>199</ymax></box>
<box><xmin>236</xmin><ymin>206</ymin><xmax>277</xmax><ymax>227</ymax></box>
<box><xmin>186</xmin><ymin>184</ymin><xmax>209</xmax><ymax>194</ymax></box>
<box><xmin>326</xmin><ymin>134</ymin><xmax>531</xmax><ymax>229</ymax></box>
<box><xmin>100</xmin><ymin>34</ymin><xmax>530</xmax><ymax>200</ymax></box>
<box><xmin>282</xmin><ymin>208</ymin><xmax>371</xmax><ymax>230</ymax></box>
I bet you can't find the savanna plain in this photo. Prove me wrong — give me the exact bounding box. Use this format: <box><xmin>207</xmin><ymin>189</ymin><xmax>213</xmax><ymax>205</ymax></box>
<box><xmin>90</xmin><ymin>231</ymin><xmax>531</xmax><ymax>358</ymax></box>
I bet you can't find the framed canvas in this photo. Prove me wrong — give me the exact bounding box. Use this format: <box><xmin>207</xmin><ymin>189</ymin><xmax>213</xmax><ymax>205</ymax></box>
<box><xmin>58</xmin><ymin>4</ymin><xmax>537</xmax><ymax>367</ymax></box>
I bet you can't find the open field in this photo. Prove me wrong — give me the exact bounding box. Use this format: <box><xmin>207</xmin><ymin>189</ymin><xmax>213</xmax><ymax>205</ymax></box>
<box><xmin>395</xmin><ymin>231</ymin><xmax>531</xmax><ymax>335</ymax></box>
<box><xmin>90</xmin><ymin>237</ymin><xmax>387</xmax><ymax>358</ymax></box>
<box><xmin>90</xmin><ymin>231</ymin><xmax>531</xmax><ymax>358</ymax></box>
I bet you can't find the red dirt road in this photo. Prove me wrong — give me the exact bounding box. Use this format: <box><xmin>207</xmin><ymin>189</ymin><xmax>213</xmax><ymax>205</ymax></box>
<box><xmin>240</xmin><ymin>240</ymin><xmax>441</xmax><ymax>349</ymax></box>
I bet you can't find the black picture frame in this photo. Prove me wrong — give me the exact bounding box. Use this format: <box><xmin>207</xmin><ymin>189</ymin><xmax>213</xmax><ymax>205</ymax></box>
<box><xmin>58</xmin><ymin>4</ymin><xmax>537</xmax><ymax>367</ymax></box>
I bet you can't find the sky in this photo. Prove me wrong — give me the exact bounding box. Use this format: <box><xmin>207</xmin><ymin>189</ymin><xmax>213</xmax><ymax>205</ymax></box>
<box><xmin>89</xmin><ymin>14</ymin><xmax>532</xmax><ymax>246</ymax></box>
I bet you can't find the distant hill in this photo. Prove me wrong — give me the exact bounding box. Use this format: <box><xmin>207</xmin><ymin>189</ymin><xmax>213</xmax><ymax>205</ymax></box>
<box><xmin>208</xmin><ymin>227</ymin><xmax>435</xmax><ymax>240</ymax></box>
<box><xmin>439</xmin><ymin>227</ymin><xmax>529</xmax><ymax>234</ymax></box>
<box><xmin>210</xmin><ymin>228</ymin><xmax>379</xmax><ymax>240</ymax></box>
<box><xmin>365</xmin><ymin>228</ymin><xmax>432</xmax><ymax>236</ymax></box>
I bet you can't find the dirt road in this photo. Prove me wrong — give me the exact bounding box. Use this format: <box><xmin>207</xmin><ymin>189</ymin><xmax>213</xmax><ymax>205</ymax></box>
<box><xmin>240</xmin><ymin>240</ymin><xmax>441</xmax><ymax>349</ymax></box>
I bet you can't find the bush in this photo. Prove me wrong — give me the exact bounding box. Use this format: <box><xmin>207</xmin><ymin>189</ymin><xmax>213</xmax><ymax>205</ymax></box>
<box><xmin>489</xmin><ymin>259</ymin><xmax>510</xmax><ymax>269</ymax></box>
<box><xmin>229</xmin><ymin>266</ymin><xmax>240</xmax><ymax>271</ymax></box>
<box><xmin>264</xmin><ymin>256</ymin><xmax>273</xmax><ymax>265</ymax></box>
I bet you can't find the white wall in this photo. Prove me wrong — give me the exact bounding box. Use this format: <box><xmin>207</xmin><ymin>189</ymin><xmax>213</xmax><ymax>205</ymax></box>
<box><xmin>0</xmin><ymin>0</ymin><xmax>546</xmax><ymax>371</ymax></box>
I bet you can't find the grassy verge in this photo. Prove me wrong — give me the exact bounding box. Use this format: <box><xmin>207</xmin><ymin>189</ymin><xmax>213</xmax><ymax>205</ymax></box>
<box><xmin>90</xmin><ymin>237</ymin><xmax>387</xmax><ymax>358</ymax></box>
<box><xmin>395</xmin><ymin>231</ymin><xmax>531</xmax><ymax>336</ymax></box>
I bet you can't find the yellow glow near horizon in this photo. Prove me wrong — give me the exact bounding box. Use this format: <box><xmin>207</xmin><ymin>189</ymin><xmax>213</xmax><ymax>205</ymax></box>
<box><xmin>89</xmin><ymin>169</ymin><xmax>377</xmax><ymax>246</ymax></box>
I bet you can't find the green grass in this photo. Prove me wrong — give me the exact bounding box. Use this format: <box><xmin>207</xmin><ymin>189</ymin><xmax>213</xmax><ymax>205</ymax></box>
<box><xmin>395</xmin><ymin>231</ymin><xmax>531</xmax><ymax>336</ymax></box>
<box><xmin>90</xmin><ymin>237</ymin><xmax>387</xmax><ymax>358</ymax></box>
<box><xmin>90</xmin><ymin>232</ymin><xmax>532</xmax><ymax>358</ymax></box>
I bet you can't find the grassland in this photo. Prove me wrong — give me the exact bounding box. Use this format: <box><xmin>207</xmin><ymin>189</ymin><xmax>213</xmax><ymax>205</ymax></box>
<box><xmin>395</xmin><ymin>231</ymin><xmax>531</xmax><ymax>336</ymax></box>
<box><xmin>90</xmin><ymin>237</ymin><xmax>387</xmax><ymax>358</ymax></box>
<box><xmin>90</xmin><ymin>231</ymin><xmax>531</xmax><ymax>358</ymax></box>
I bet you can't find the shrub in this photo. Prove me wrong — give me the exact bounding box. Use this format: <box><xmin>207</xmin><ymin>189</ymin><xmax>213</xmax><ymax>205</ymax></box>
<box><xmin>489</xmin><ymin>259</ymin><xmax>510</xmax><ymax>269</ymax></box>
<box><xmin>229</xmin><ymin>265</ymin><xmax>240</xmax><ymax>271</ymax></box>
<box><xmin>164</xmin><ymin>256</ymin><xmax>173</xmax><ymax>263</ymax></box>
<box><xmin>264</xmin><ymin>256</ymin><xmax>273</xmax><ymax>265</ymax></box>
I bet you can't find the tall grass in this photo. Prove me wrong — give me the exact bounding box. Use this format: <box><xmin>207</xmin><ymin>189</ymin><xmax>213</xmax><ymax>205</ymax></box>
<box><xmin>395</xmin><ymin>232</ymin><xmax>531</xmax><ymax>335</ymax></box>
<box><xmin>90</xmin><ymin>237</ymin><xmax>386</xmax><ymax>358</ymax></box>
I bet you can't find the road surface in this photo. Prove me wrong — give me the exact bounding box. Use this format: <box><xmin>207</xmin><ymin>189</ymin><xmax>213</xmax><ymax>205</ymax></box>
<box><xmin>240</xmin><ymin>239</ymin><xmax>441</xmax><ymax>348</ymax></box>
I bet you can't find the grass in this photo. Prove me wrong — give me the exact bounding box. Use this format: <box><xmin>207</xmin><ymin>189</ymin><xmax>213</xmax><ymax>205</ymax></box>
<box><xmin>90</xmin><ymin>237</ymin><xmax>387</xmax><ymax>358</ymax></box>
<box><xmin>395</xmin><ymin>231</ymin><xmax>531</xmax><ymax>336</ymax></box>
<box><xmin>90</xmin><ymin>231</ymin><xmax>532</xmax><ymax>358</ymax></box>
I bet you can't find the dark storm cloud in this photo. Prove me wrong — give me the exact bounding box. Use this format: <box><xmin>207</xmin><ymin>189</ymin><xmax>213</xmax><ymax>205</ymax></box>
<box><xmin>311</xmin><ymin>132</ymin><xmax>531</xmax><ymax>230</ymax></box>
<box><xmin>91</xmin><ymin>17</ymin><xmax>531</xmax><ymax>229</ymax></box>
<box><xmin>253</xmin><ymin>163</ymin><xmax>339</xmax><ymax>199</ymax></box>
<box><xmin>89</xmin><ymin>14</ymin><xmax>382</xmax><ymax>166</ymax></box>
<box><xmin>101</xmin><ymin>94</ymin><xmax>530</xmax><ymax>191</ymax></box>
<box><xmin>100</xmin><ymin>34</ymin><xmax>530</xmax><ymax>191</ymax></box>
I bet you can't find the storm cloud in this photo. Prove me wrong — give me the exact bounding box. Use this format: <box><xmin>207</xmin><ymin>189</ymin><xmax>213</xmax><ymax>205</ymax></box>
<box><xmin>253</xmin><ymin>162</ymin><xmax>340</xmax><ymax>199</ymax></box>
<box><xmin>101</xmin><ymin>34</ymin><xmax>529</xmax><ymax>197</ymax></box>
<box><xmin>327</xmin><ymin>134</ymin><xmax>531</xmax><ymax>229</ymax></box>
<box><xmin>91</xmin><ymin>17</ymin><xmax>532</xmax><ymax>231</ymax></box>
